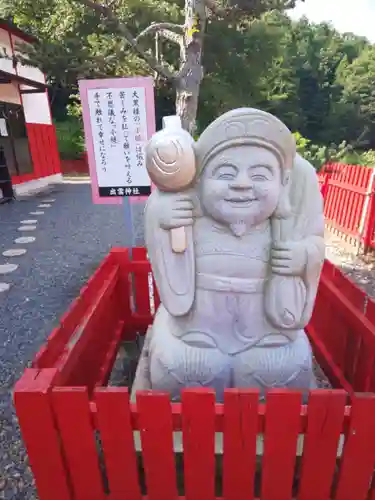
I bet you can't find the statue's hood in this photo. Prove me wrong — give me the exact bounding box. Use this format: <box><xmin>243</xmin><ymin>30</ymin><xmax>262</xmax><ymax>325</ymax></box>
<box><xmin>195</xmin><ymin>108</ymin><xmax>296</xmax><ymax>175</ymax></box>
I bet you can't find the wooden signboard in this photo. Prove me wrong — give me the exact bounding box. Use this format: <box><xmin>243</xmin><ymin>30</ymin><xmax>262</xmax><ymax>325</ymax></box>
<box><xmin>79</xmin><ymin>76</ymin><xmax>156</xmax><ymax>247</ymax></box>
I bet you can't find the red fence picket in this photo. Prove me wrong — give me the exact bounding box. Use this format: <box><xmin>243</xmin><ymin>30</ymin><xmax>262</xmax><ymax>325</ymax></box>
<box><xmin>223</xmin><ymin>389</ymin><xmax>258</xmax><ymax>500</ymax></box>
<box><xmin>334</xmin><ymin>394</ymin><xmax>375</xmax><ymax>500</ymax></box>
<box><xmin>298</xmin><ymin>390</ymin><xmax>347</xmax><ymax>500</ymax></box>
<box><xmin>182</xmin><ymin>390</ymin><xmax>216</xmax><ymax>500</ymax></box>
<box><xmin>261</xmin><ymin>391</ymin><xmax>301</xmax><ymax>500</ymax></box>
<box><xmin>95</xmin><ymin>388</ymin><xmax>142</xmax><ymax>500</ymax></box>
<box><xmin>138</xmin><ymin>391</ymin><xmax>179</xmax><ymax>500</ymax></box>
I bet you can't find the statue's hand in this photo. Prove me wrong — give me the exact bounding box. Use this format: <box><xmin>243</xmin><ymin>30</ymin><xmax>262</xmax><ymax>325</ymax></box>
<box><xmin>271</xmin><ymin>241</ymin><xmax>307</xmax><ymax>276</ymax></box>
<box><xmin>157</xmin><ymin>192</ymin><xmax>196</xmax><ymax>230</ymax></box>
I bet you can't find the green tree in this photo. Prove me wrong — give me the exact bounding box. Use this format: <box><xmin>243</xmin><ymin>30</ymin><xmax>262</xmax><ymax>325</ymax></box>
<box><xmin>5</xmin><ymin>0</ymin><xmax>375</xmax><ymax>158</ymax></box>
<box><xmin>197</xmin><ymin>12</ymin><xmax>284</xmax><ymax>130</ymax></box>
<box><xmin>335</xmin><ymin>45</ymin><xmax>375</xmax><ymax>148</ymax></box>
<box><xmin>1</xmin><ymin>0</ymin><xmax>303</xmax><ymax>132</ymax></box>
<box><xmin>253</xmin><ymin>13</ymin><xmax>372</xmax><ymax>147</ymax></box>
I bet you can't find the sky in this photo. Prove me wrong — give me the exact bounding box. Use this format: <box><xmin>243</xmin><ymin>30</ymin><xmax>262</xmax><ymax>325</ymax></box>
<box><xmin>288</xmin><ymin>0</ymin><xmax>375</xmax><ymax>43</ymax></box>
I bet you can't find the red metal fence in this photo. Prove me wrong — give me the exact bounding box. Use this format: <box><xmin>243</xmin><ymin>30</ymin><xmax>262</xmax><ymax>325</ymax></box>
<box><xmin>319</xmin><ymin>163</ymin><xmax>375</xmax><ymax>251</ymax></box>
<box><xmin>13</xmin><ymin>249</ymin><xmax>375</xmax><ymax>500</ymax></box>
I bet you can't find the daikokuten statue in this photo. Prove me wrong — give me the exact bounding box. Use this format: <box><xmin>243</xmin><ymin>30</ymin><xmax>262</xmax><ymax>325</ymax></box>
<box><xmin>143</xmin><ymin>108</ymin><xmax>325</xmax><ymax>401</ymax></box>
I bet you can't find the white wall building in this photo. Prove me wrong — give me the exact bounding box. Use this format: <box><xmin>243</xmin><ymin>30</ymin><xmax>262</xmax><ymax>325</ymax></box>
<box><xmin>0</xmin><ymin>19</ymin><xmax>61</xmax><ymax>198</ymax></box>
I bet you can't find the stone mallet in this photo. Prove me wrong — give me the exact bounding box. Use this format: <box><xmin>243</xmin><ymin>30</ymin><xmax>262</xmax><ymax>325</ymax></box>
<box><xmin>145</xmin><ymin>116</ymin><xmax>196</xmax><ymax>253</ymax></box>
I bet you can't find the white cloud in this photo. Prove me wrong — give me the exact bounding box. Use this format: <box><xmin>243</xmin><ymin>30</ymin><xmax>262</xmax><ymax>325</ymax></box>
<box><xmin>288</xmin><ymin>0</ymin><xmax>375</xmax><ymax>42</ymax></box>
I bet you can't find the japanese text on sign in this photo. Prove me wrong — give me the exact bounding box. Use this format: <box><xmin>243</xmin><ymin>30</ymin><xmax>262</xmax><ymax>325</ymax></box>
<box><xmin>87</xmin><ymin>86</ymin><xmax>151</xmax><ymax>197</ymax></box>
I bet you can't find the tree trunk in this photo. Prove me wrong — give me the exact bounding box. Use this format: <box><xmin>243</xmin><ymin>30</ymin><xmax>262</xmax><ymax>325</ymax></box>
<box><xmin>176</xmin><ymin>0</ymin><xmax>206</xmax><ymax>134</ymax></box>
<box><xmin>175</xmin><ymin>50</ymin><xmax>203</xmax><ymax>134</ymax></box>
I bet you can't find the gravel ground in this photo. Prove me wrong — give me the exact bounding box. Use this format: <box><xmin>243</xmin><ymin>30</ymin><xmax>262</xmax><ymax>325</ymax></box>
<box><xmin>0</xmin><ymin>182</ymin><xmax>145</xmax><ymax>499</ymax></box>
<box><xmin>325</xmin><ymin>227</ymin><xmax>375</xmax><ymax>298</ymax></box>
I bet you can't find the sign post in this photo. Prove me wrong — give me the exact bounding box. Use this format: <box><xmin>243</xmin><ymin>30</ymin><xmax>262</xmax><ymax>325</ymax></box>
<box><xmin>79</xmin><ymin>76</ymin><xmax>156</xmax><ymax>250</ymax></box>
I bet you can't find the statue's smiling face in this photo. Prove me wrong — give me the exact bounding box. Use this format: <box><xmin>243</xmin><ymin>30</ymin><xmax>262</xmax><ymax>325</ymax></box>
<box><xmin>199</xmin><ymin>145</ymin><xmax>282</xmax><ymax>232</ymax></box>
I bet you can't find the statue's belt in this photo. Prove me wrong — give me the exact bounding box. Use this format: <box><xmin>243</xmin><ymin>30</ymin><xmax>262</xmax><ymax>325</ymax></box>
<box><xmin>196</xmin><ymin>273</ymin><xmax>265</xmax><ymax>293</ymax></box>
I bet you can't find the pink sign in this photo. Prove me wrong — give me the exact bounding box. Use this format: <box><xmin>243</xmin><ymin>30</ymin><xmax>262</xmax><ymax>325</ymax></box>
<box><xmin>79</xmin><ymin>76</ymin><xmax>156</xmax><ymax>205</ymax></box>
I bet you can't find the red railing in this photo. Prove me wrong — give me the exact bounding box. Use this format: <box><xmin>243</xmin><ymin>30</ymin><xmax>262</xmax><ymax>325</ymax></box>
<box><xmin>319</xmin><ymin>163</ymin><xmax>375</xmax><ymax>250</ymax></box>
<box><xmin>13</xmin><ymin>249</ymin><xmax>375</xmax><ymax>500</ymax></box>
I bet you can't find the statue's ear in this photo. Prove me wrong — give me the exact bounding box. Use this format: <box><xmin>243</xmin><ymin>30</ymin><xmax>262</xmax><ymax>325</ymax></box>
<box><xmin>273</xmin><ymin>170</ymin><xmax>292</xmax><ymax>219</ymax></box>
<box><xmin>282</xmin><ymin>170</ymin><xmax>291</xmax><ymax>187</ymax></box>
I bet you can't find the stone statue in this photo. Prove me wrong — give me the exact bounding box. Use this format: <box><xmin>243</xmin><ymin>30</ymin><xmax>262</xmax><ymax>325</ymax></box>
<box><xmin>142</xmin><ymin>108</ymin><xmax>325</xmax><ymax>402</ymax></box>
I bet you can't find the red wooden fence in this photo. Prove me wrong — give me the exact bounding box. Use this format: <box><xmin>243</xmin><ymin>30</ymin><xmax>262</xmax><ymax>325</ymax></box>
<box><xmin>16</xmin><ymin>374</ymin><xmax>375</xmax><ymax>500</ymax></box>
<box><xmin>307</xmin><ymin>259</ymin><xmax>375</xmax><ymax>394</ymax></box>
<box><xmin>13</xmin><ymin>248</ymin><xmax>375</xmax><ymax>500</ymax></box>
<box><xmin>319</xmin><ymin>163</ymin><xmax>375</xmax><ymax>251</ymax></box>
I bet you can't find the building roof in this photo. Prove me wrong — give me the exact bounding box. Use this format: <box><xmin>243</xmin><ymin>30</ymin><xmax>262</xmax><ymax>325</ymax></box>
<box><xmin>0</xmin><ymin>18</ymin><xmax>37</xmax><ymax>44</ymax></box>
<box><xmin>0</xmin><ymin>18</ymin><xmax>46</xmax><ymax>90</ymax></box>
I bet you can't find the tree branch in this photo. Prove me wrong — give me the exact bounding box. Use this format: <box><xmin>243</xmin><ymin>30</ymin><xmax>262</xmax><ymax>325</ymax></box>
<box><xmin>135</xmin><ymin>22</ymin><xmax>184</xmax><ymax>42</ymax></box>
<box><xmin>160</xmin><ymin>30</ymin><xmax>183</xmax><ymax>45</ymax></box>
<box><xmin>73</xmin><ymin>0</ymin><xmax>176</xmax><ymax>80</ymax></box>
<box><xmin>203</xmin><ymin>0</ymin><xmax>224</xmax><ymax>16</ymax></box>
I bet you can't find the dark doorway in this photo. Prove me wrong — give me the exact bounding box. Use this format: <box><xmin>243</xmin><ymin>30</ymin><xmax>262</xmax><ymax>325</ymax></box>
<box><xmin>0</xmin><ymin>144</ymin><xmax>15</xmax><ymax>201</ymax></box>
<box><xmin>0</xmin><ymin>102</ymin><xmax>33</xmax><ymax>177</ymax></box>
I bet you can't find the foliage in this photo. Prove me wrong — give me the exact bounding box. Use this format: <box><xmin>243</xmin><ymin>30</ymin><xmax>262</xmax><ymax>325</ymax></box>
<box><xmin>293</xmin><ymin>132</ymin><xmax>349</xmax><ymax>171</ymax></box>
<box><xmin>66</xmin><ymin>94</ymin><xmax>83</xmax><ymax>119</ymax></box>
<box><xmin>292</xmin><ymin>132</ymin><xmax>375</xmax><ymax>170</ymax></box>
<box><xmin>0</xmin><ymin>0</ymin><xmax>301</xmax><ymax>132</ymax></box>
<box><xmin>256</xmin><ymin>13</ymin><xmax>371</xmax><ymax>148</ymax></box>
<box><xmin>360</xmin><ymin>150</ymin><xmax>375</xmax><ymax>167</ymax></box>
<box><xmin>341</xmin><ymin>149</ymin><xmax>375</xmax><ymax>167</ymax></box>
<box><xmin>54</xmin><ymin>118</ymin><xmax>85</xmax><ymax>159</ymax></box>
<box><xmin>334</xmin><ymin>45</ymin><xmax>375</xmax><ymax>148</ymax></box>
<box><xmin>3</xmin><ymin>0</ymin><xmax>375</xmax><ymax>156</ymax></box>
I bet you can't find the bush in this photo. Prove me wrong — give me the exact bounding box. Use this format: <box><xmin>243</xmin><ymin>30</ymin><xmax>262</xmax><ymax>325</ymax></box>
<box><xmin>293</xmin><ymin>132</ymin><xmax>349</xmax><ymax>171</ymax></box>
<box><xmin>54</xmin><ymin>118</ymin><xmax>85</xmax><ymax>160</ymax></box>
<box><xmin>358</xmin><ymin>150</ymin><xmax>375</xmax><ymax>167</ymax></box>
<box><xmin>320</xmin><ymin>149</ymin><xmax>375</xmax><ymax>167</ymax></box>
